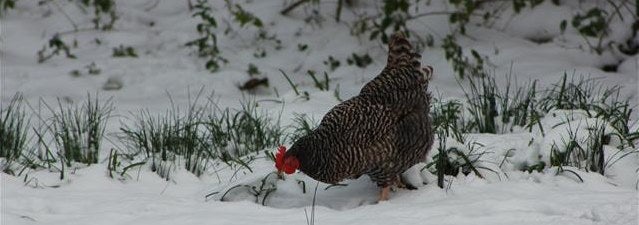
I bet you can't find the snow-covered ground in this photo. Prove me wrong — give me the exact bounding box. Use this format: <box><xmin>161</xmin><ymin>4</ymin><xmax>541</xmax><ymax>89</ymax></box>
<box><xmin>3</xmin><ymin>163</ymin><xmax>637</xmax><ymax>225</ymax></box>
<box><xmin>1</xmin><ymin>1</ymin><xmax>638</xmax><ymax>225</ymax></box>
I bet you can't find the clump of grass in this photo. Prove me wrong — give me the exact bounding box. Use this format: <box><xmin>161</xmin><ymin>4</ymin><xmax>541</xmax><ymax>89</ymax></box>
<box><xmin>430</xmin><ymin>69</ymin><xmax>637</xmax><ymax>180</ymax></box>
<box><xmin>0</xmin><ymin>94</ymin><xmax>31</xmax><ymax>175</ymax></box>
<box><xmin>428</xmin><ymin>131</ymin><xmax>486</xmax><ymax>189</ymax></box>
<box><xmin>121</xmin><ymin>110</ymin><xmax>202</xmax><ymax>179</ymax></box>
<box><xmin>39</xmin><ymin>94</ymin><xmax>114</xmax><ymax>167</ymax></box>
<box><xmin>498</xmin><ymin>78</ymin><xmax>542</xmax><ymax>134</ymax></box>
<box><xmin>120</xmin><ymin>92</ymin><xmax>285</xmax><ymax>179</ymax></box>
<box><xmin>550</xmin><ymin>120</ymin><xmax>609</xmax><ymax>175</ymax></box>
<box><xmin>286</xmin><ymin>113</ymin><xmax>318</xmax><ymax>143</ymax></box>
<box><xmin>221</xmin><ymin>97</ymin><xmax>285</xmax><ymax>157</ymax></box>
<box><xmin>431</xmin><ymin>97</ymin><xmax>467</xmax><ymax>143</ymax></box>
<box><xmin>540</xmin><ymin>73</ymin><xmax>638</xmax><ymax>146</ymax></box>
<box><xmin>456</xmin><ymin>72</ymin><xmax>631</xmax><ymax>137</ymax></box>
<box><xmin>120</xmin><ymin>91</ymin><xmax>213</xmax><ymax>179</ymax></box>
<box><xmin>456</xmin><ymin>72</ymin><xmax>637</xmax><ymax>176</ymax></box>
<box><xmin>460</xmin><ymin>75</ymin><xmax>499</xmax><ymax>134</ymax></box>
<box><xmin>540</xmin><ymin>73</ymin><xmax>611</xmax><ymax>112</ymax></box>
<box><xmin>460</xmin><ymin>74</ymin><xmax>501</xmax><ymax>133</ymax></box>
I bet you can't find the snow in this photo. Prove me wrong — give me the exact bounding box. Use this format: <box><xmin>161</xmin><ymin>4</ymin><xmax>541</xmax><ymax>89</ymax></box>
<box><xmin>1</xmin><ymin>1</ymin><xmax>638</xmax><ymax>225</ymax></box>
<box><xmin>3</xmin><ymin>166</ymin><xmax>637</xmax><ymax>225</ymax></box>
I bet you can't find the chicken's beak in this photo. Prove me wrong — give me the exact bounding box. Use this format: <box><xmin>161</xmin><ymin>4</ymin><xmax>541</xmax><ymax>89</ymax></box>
<box><xmin>277</xmin><ymin>170</ymin><xmax>285</xmax><ymax>179</ymax></box>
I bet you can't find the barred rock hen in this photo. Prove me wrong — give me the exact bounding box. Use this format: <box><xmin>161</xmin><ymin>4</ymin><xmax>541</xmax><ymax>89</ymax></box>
<box><xmin>276</xmin><ymin>32</ymin><xmax>434</xmax><ymax>201</ymax></box>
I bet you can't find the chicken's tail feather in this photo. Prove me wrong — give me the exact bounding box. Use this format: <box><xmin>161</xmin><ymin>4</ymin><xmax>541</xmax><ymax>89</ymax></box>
<box><xmin>387</xmin><ymin>32</ymin><xmax>433</xmax><ymax>82</ymax></box>
<box><xmin>387</xmin><ymin>32</ymin><xmax>417</xmax><ymax>67</ymax></box>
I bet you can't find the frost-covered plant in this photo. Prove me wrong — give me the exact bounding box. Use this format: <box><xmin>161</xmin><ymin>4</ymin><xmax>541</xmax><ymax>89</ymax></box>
<box><xmin>33</xmin><ymin>0</ymin><xmax>117</xmax><ymax>63</ymax></box>
<box><xmin>186</xmin><ymin>0</ymin><xmax>227</xmax><ymax>72</ymax></box>
<box><xmin>37</xmin><ymin>34</ymin><xmax>76</xmax><ymax>63</ymax></box>
<box><xmin>200</xmin><ymin>97</ymin><xmax>283</xmax><ymax>173</ymax></box>
<box><xmin>443</xmin><ymin>35</ymin><xmax>486</xmax><ymax>79</ymax></box>
<box><xmin>70</xmin><ymin>62</ymin><xmax>101</xmax><ymax>77</ymax></box>
<box><xmin>549</xmin><ymin>121</ymin><xmax>606</xmax><ymax>175</ymax></box>
<box><xmin>120</xmin><ymin>92</ymin><xmax>285</xmax><ymax>179</ymax></box>
<box><xmin>297</xmin><ymin>43</ymin><xmax>309</xmax><ymax>52</ymax></box>
<box><xmin>225</xmin><ymin>0</ymin><xmax>263</xmax><ymax>29</ymax></box>
<box><xmin>429</xmin><ymin>131</ymin><xmax>486</xmax><ymax>188</ymax></box>
<box><xmin>78</xmin><ymin>0</ymin><xmax>118</xmax><ymax>30</ymax></box>
<box><xmin>560</xmin><ymin>1</ymin><xmax>638</xmax><ymax>54</ymax></box>
<box><xmin>112</xmin><ymin>45</ymin><xmax>138</xmax><ymax>58</ymax></box>
<box><xmin>539</xmin><ymin>73</ymin><xmax>637</xmax><ymax>147</ymax></box>
<box><xmin>323</xmin><ymin>56</ymin><xmax>340</xmax><ymax>72</ymax></box>
<box><xmin>187</xmin><ymin>0</ymin><xmax>269</xmax><ymax>72</ymax></box>
<box><xmin>30</xmin><ymin>94</ymin><xmax>112</xmax><ymax>180</ymax></box>
<box><xmin>246</xmin><ymin>63</ymin><xmax>260</xmax><ymax>77</ymax></box>
<box><xmin>461</xmin><ymin>75</ymin><xmax>499</xmax><ymax>133</ymax></box>
<box><xmin>431</xmin><ymin>98</ymin><xmax>467</xmax><ymax>143</ymax></box>
<box><xmin>346</xmin><ymin>52</ymin><xmax>373</xmax><ymax>68</ymax></box>
<box><xmin>222</xmin><ymin>98</ymin><xmax>285</xmax><ymax>157</ymax></box>
<box><xmin>498</xmin><ymin>79</ymin><xmax>542</xmax><ymax>133</ymax></box>
<box><xmin>120</xmin><ymin>92</ymin><xmax>213</xmax><ymax>178</ymax></box>
<box><xmin>365</xmin><ymin>0</ymin><xmax>411</xmax><ymax>44</ymax></box>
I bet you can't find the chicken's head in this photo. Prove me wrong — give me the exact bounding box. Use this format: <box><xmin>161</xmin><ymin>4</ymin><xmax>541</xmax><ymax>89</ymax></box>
<box><xmin>275</xmin><ymin>145</ymin><xmax>299</xmax><ymax>174</ymax></box>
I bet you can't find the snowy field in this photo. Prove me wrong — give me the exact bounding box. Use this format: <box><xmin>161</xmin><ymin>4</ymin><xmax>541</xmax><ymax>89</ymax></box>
<box><xmin>1</xmin><ymin>1</ymin><xmax>638</xmax><ymax>225</ymax></box>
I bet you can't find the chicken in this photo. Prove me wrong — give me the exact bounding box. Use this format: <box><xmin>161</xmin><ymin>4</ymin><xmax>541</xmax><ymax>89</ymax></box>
<box><xmin>276</xmin><ymin>32</ymin><xmax>434</xmax><ymax>201</ymax></box>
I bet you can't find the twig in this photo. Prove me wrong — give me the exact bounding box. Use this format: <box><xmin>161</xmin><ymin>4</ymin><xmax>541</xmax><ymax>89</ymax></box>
<box><xmin>145</xmin><ymin>0</ymin><xmax>161</xmax><ymax>12</ymax></box>
<box><xmin>406</xmin><ymin>11</ymin><xmax>457</xmax><ymax>20</ymax></box>
<box><xmin>281</xmin><ymin>0</ymin><xmax>311</xmax><ymax>15</ymax></box>
<box><xmin>55</xmin><ymin>27</ymin><xmax>102</xmax><ymax>36</ymax></box>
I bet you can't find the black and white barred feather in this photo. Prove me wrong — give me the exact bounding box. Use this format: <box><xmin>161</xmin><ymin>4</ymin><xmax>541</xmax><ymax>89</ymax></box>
<box><xmin>285</xmin><ymin>32</ymin><xmax>434</xmax><ymax>187</ymax></box>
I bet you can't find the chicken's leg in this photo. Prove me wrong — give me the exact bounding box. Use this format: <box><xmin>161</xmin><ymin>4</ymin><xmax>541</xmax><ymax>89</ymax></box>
<box><xmin>379</xmin><ymin>186</ymin><xmax>391</xmax><ymax>201</ymax></box>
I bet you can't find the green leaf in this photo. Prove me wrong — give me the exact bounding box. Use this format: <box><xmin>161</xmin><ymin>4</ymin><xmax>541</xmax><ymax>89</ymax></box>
<box><xmin>253</xmin><ymin>19</ymin><xmax>263</xmax><ymax>27</ymax></box>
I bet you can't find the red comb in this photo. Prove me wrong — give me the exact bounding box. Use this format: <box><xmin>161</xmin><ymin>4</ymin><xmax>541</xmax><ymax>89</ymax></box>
<box><xmin>275</xmin><ymin>145</ymin><xmax>286</xmax><ymax>171</ymax></box>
